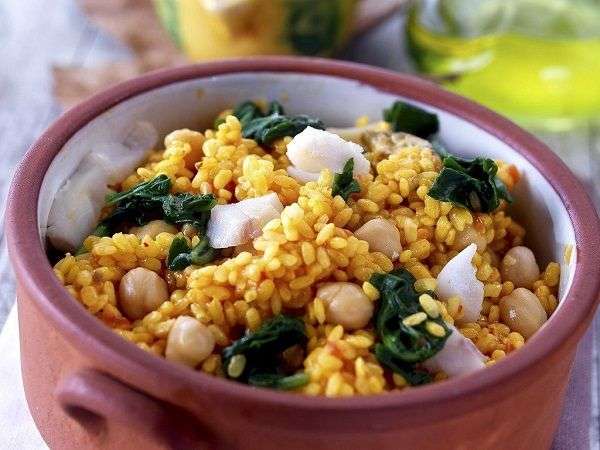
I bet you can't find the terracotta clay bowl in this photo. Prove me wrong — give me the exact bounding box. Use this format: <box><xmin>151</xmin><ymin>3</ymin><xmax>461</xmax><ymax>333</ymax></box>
<box><xmin>6</xmin><ymin>58</ymin><xmax>600</xmax><ymax>450</ymax></box>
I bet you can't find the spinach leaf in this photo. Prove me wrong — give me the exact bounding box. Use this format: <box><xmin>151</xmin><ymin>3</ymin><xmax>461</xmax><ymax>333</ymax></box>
<box><xmin>332</xmin><ymin>158</ymin><xmax>360</xmax><ymax>201</ymax></box>
<box><xmin>428</xmin><ymin>155</ymin><xmax>513</xmax><ymax>213</ymax></box>
<box><xmin>267</xmin><ymin>101</ymin><xmax>285</xmax><ymax>115</ymax></box>
<box><xmin>90</xmin><ymin>223</ymin><xmax>112</xmax><ymax>238</ymax></box>
<box><xmin>232</xmin><ymin>101</ymin><xmax>264</xmax><ymax>128</ymax></box>
<box><xmin>230</xmin><ymin>100</ymin><xmax>325</xmax><ymax>145</ymax></box>
<box><xmin>75</xmin><ymin>222</ymin><xmax>113</xmax><ymax>255</ymax></box>
<box><xmin>100</xmin><ymin>175</ymin><xmax>171</xmax><ymax>229</ymax></box>
<box><xmin>105</xmin><ymin>174</ymin><xmax>171</xmax><ymax>206</ymax></box>
<box><xmin>222</xmin><ymin>315</ymin><xmax>309</xmax><ymax>390</ymax></box>
<box><xmin>102</xmin><ymin>196</ymin><xmax>163</xmax><ymax>229</ymax></box>
<box><xmin>162</xmin><ymin>193</ymin><xmax>216</xmax><ymax>232</ymax></box>
<box><xmin>383</xmin><ymin>101</ymin><xmax>440</xmax><ymax>139</ymax></box>
<box><xmin>371</xmin><ymin>269</ymin><xmax>451</xmax><ymax>385</ymax></box>
<box><xmin>374</xmin><ymin>344</ymin><xmax>432</xmax><ymax>386</ymax></box>
<box><xmin>218</xmin><ymin>101</ymin><xmax>286</xmax><ymax>130</ymax></box>
<box><xmin>99</xmin><ymin>175</ymin><xmax>216</xmax><ymax>234</ymax></box>
<box><xmin>188</xmin><ymin>237</ymin><xmax>218</xmax><ymax>266</ymax></box>
<box><xmin>167</xmin><ymin>235</ymin><xmax>191</xmax><ymax>270</ymax></box>
<box><xmin>167</xmin><ymin>235</ymin><xmax>217</xmax><ymax>271</ymax></box>
<box><xmin>214</xmin><ymin>116</ymin><xmax>226</xmax><ymax>128</ymax></box>
<box><xmin>247</xmin><ymin>372</ymin><xmax>310</xmax><ymax>390</ymax></box>
<box><xmin>243</xmin><ymin>113</ymin><xmax>325</xmax><ymax>145</ymax></box>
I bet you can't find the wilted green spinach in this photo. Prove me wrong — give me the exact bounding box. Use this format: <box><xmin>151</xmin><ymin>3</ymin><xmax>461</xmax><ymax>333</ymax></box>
<box><xmin>371</xmin><ymin>268</ymin><xmax>451</xmax><ymax>385</ymax></box>
<box><xmin>222</xmin><ymin>315</ymin><xmax>309</xmax><ymax>390</ymax></box>
<box><xmin>230</xmin><ymin>100</ymin><xmax>325</xmax><ymax>145</ymax></box>
<box><xmin>231</xmin><ymin>101</ymin><xmax>264</xmax><ymax>128</ymax></box>
<box><xmin>167</xmin><ymin>235</ymin><xmax>217</xmax><ymax>271</ymax></box>
<box><xmin>161</xmin><ymin>193</ymin><xmax>216</xmax><ymax>232</ymax></box>
<box><xmin>383</xmin><ymin>100</ymin><xmax>440</xmax><ymax>139</ymax></box>
<box><xmin>75</xmin><ymin>222</ymin><xmax>113</xmax><ymax>255</ymax></box>
<box><xmin>99</xmin><ymin>174</ymin><xmax>216</xmax><ymax>234</ymax></box>
<box><xmin>105</xmin><ymin>174</ymin><xmax>171</xmax><ymax>206</ymax></box>
<box><xmin>428</xmin><ymin>155</ymin><xmax>513</xmax><ymax>213</ymax></box>
<box><xmin>331</xmin><ymin>158</ymin><xmax>361</xmax><ymax>201</ymax></box>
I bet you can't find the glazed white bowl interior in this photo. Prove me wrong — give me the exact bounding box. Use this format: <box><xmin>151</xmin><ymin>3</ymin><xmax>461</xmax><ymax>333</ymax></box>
<box><xmin>38</xmin><ymin>72</ymin><xmax>576</xmax><ymax>311</ymax></box>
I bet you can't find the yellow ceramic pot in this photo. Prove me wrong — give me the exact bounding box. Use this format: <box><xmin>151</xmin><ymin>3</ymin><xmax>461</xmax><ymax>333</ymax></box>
<box><xmin>154</xmin><ymin>0</ymin><xmax>401</xmax><ymax>60</ymax></box>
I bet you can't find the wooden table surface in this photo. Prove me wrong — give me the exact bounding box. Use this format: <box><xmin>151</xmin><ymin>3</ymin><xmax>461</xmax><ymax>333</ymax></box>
<box><xmin>0</xmin><ymin>0</ymin><xmax>598</xmax><ymax>446</ymax></box>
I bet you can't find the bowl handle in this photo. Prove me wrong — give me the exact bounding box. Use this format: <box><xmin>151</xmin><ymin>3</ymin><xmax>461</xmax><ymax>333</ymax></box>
<box><xmin>354</xmin><ymin>0</ymin><xmax>407</xmax><ymax>35</ymax></box>
<box><xmin>56</xmin><ymin>368</ymin><xmax>212</xmax><ymax>449</ymax></box>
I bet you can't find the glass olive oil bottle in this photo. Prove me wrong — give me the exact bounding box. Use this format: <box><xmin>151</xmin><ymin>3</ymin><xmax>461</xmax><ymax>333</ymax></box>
<box><xmin>406</xmin><ymin>0</ymin><xmax>600</xmax><ymax>131</ymax></box>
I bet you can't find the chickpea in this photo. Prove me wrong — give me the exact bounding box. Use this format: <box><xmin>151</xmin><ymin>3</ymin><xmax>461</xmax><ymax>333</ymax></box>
<box><xmin>165</xmin><ymin>316</ymin><xmax>215</xmax><ymax>367</ymax></box>
<box><xmin>317</xmin><ymin>282</ymin><xmax>373</xmax><ymax>330</ymax></box>
<box><xmin>130</xmin><ymin>220</ymin><xmax>178</xmax><ymax>240</ymax></box>
<box><xmin>354</xmin><ymin>218</ymin><xmax>402</xmax><ymax>260</ymax></box>
<box><xmin>453</xmin><ymin>226</ymin><xmax>487</xmax><ymax>253</ymax></box>
<box><xmin>164</xmin><ymin>128</ymin><xmax>205</xmax><ymax>170</ymax></box>
<box><xmin>501</xmin><ymin>246</ymin><xmax>540</xmax><ymax>288</ymax></box>
<box><xmin>499</xmin><ymin>288</ymin><xmax>547</xmax><ymax>339</ymax></box>
<box><xmin>119</xmin><ymin>268</ymin><xmax>169</xmax><ymax>320</ymax></box>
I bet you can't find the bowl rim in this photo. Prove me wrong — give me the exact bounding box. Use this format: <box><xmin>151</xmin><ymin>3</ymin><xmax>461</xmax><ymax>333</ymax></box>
<box><xmin>6</xmin><ymin>56</ymin><xmax>600</xmax><ymax>413</ymax></box>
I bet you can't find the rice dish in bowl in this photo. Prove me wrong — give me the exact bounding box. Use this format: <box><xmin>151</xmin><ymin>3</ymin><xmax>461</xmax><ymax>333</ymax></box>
<box><xmin>49</xmin><ymin>98</ymin><xmax>561</xmax><ymax>397</ymax></box>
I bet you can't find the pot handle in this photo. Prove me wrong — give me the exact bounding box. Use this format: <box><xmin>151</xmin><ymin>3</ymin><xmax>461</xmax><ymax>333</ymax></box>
<box><xmin>354</xmin><ymin>0</ymin><xmax>407</xmax><ymax>35</ymax></box>
<box><xmin>56</xmin><ymin>368</ymin><xmax>211</xmax><ymax>449</ymax></box>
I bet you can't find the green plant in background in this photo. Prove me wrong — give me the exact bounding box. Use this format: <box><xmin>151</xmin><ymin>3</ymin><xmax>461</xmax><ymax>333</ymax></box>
<box><xmin>286</xmin><ymin>0</ymin><xmax>343</xmax><ymax>55</ymax></box>
<box><xmin>154</xmin><ymin>0</ymin><xmax>181</xmax><ymax>47</ymax></box>
<box><xmin>406</xmin><ymin>0</ymin><xmax>600</xmax><ymax>131</ymax></box>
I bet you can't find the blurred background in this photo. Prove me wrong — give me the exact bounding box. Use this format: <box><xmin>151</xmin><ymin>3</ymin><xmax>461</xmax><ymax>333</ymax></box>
<box><xmin>0</xmin><ymin>0</ymin><xmax>598</xmax><ymax>447</ymax></box>
<box><xmin>44</xmin><ymin>0</ymin><xmax>600</xmax><ymax>131</ymax></box>
<box><xmin>152</xmin><ymin>0</ymin><xmax>600</xmax><ymax>132</ymax></box>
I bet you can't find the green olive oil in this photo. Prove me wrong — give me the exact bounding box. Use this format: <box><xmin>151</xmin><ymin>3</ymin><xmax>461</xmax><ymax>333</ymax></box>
<box><xmin>406</xmin><ymin>1</ymin><xmax>600</xmax><ymax>130</ymax></box>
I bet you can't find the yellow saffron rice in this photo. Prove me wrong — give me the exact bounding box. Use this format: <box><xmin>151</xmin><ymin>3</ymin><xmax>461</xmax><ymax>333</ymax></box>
<box><xmin>53</xmin><ymin>114</ymin><xmax>560</xmax><ymax>396</ymax></box>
